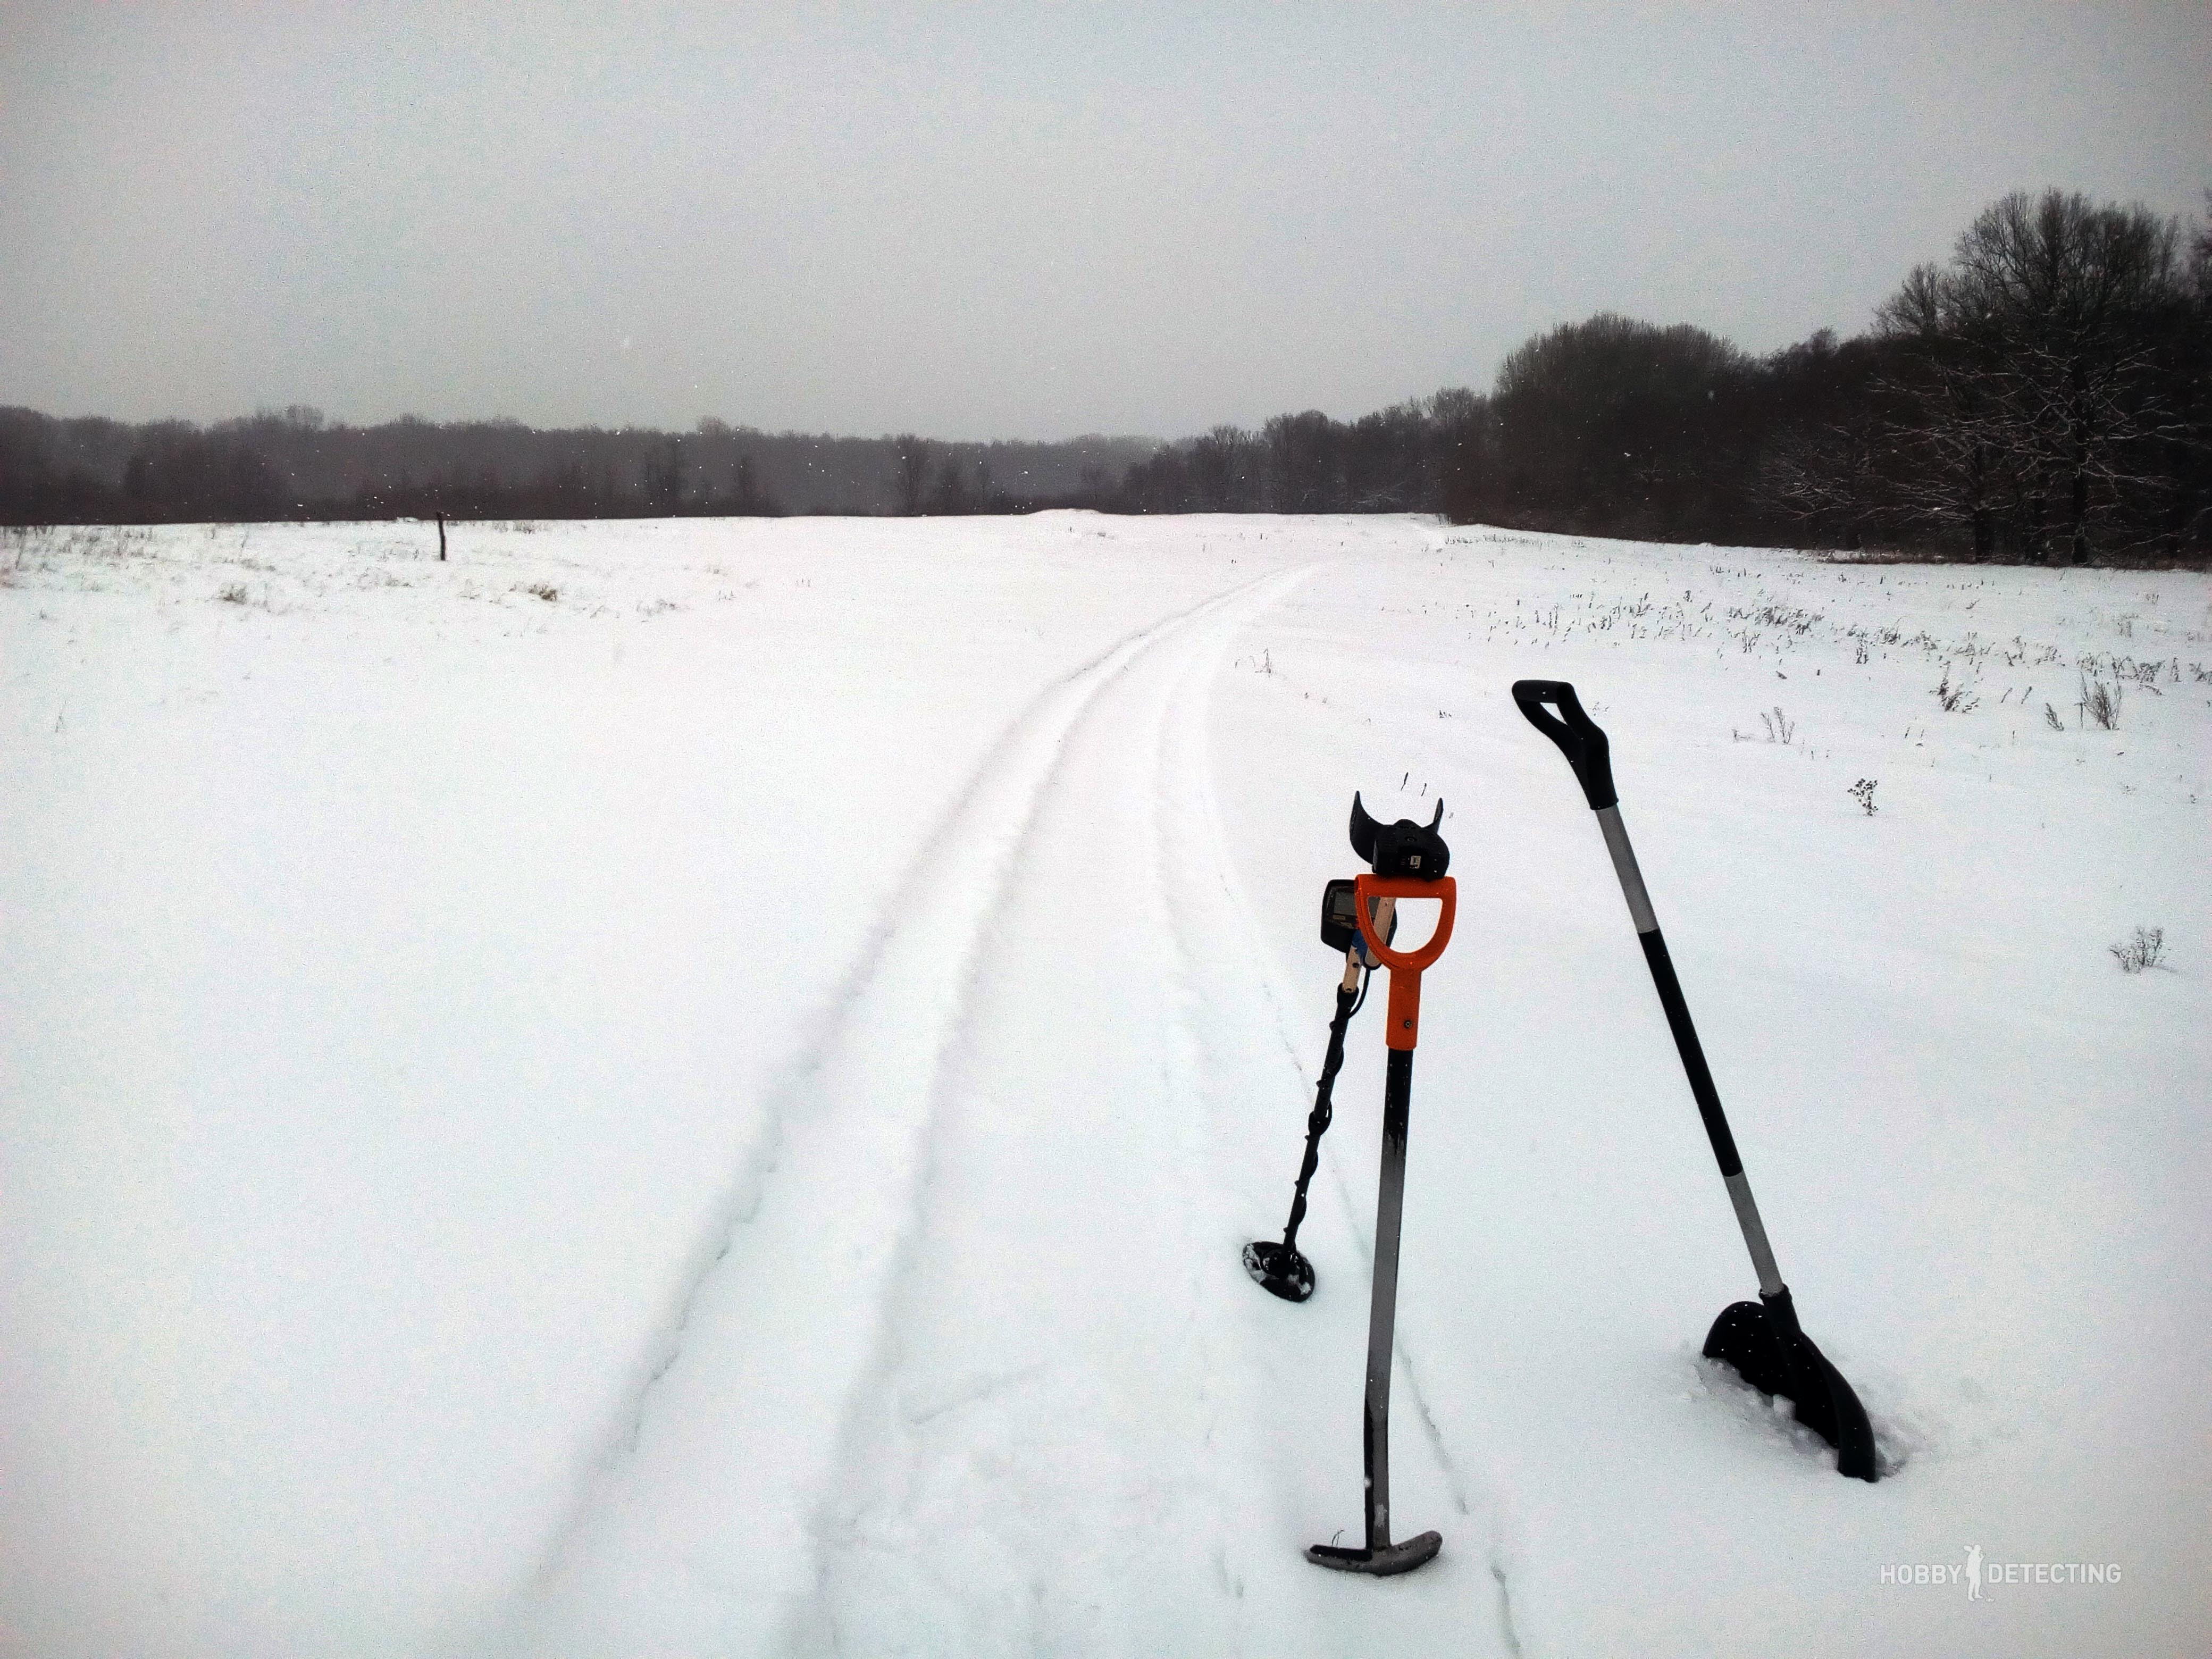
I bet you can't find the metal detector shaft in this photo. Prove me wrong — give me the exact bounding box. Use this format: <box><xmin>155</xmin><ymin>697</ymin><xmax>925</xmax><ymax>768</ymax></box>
<box><xmin>1251</xmin><ymin>901</ymin><xmax>1398</xmax><ymax>1303</ymax></box>
<box><xmin>1279</xmin><ymin>962</ymin><xmax>1361</xmax><ymax>1256</ymax></box>
<box><xmin>1280</xmin><ymin>895</ymin><xmax>1394</xmax><ymax>1252</ymax></box>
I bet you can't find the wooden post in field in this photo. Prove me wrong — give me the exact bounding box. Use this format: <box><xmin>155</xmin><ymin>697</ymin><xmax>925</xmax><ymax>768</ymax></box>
<box><xmin>437</xmin><ymin>513</ymin><xmax>447</xmax><ymax>562</ymax></box>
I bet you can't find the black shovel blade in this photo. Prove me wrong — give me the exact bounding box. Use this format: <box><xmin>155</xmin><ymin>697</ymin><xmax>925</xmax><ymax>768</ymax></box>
<box><xmin>1704</xmin><ymin>1300</ymin><xmax>1879</xmax><ymax>1481</ymax></box>
<box><xmin>1306</xmin><ymin>1531</ymin><xmax>1443</xmax><ymax>1576</ymax></box>
<box><xmin>1243</xmin><ymin>1241</ymin><xmax>1314</xmax><ymax>1302</ymax></box>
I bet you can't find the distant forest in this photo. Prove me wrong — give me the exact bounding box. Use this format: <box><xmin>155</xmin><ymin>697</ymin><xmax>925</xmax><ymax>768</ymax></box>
<box><xmin>0</xmin><ymin>412</ymin><xmax>1152</xmax><ymax>523</ymax></box>
<box><xmin>4</xmin><ymin>189</ymin><xmax>2207</xmax><ymax>563</ymax></box>
<box><xmin>1124</xmin><ymin>190</ymin><xmax>2212</xmax><ymax>564</ymax></box>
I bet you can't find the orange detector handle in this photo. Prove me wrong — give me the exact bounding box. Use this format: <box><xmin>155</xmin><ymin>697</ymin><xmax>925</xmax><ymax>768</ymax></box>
<box><xmin>1354</xmin><ymin>874</ymin><xmax>1456</xmax><ymax>1050</ymax></box>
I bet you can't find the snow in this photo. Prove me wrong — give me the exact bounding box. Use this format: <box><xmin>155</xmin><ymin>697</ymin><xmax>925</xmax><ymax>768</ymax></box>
<box><xmin>2</xmin><ymin>515</ymin><xmax>2205</xmax><ymax>1657</ymax></box>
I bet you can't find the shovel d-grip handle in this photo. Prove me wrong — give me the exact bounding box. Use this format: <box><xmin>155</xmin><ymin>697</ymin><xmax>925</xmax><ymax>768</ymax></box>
<box><xmin>1512</xmin><ymin>680</ymin><xmax>1617</xmax><ymax>811</ymax></box>
<box><xmin>1354</xmin><ymin>874</ymin><xmax>1456</xmax><ymax>1051</ymax></box>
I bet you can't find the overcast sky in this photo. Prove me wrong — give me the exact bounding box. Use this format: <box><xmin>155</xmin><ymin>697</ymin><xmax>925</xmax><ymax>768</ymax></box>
<box><xmin>3</xmin><ymin>3</ymin><xmax>2206</xmax><ymax>440</ymax></box>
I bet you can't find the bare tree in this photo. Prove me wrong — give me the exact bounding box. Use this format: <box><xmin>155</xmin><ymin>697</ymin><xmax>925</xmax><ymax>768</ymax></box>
<box><xmin>644</xmin><ymin>437</ymin><xmax>686</xmax><ymax>514</ymax></box>
<box><xmin>1262</xmin><ymin>411</ymin><xmax>1342</xmax><ymax>512</ymax></box>
<box><xmin>2193</xmin><ymin>191</ymin><xmax>2212</xmax><ymax>303</ymax></box>
<box><xmin>1188</xmin><ymin>425</ymin><xmax>1260</xmax><ymax>510</ymax></box>
<box><xmin>1863</xmin><ymin>191</ymin><xmax>2196</xmax><ymax>561</ymax></box>
<box><xmin>929</xmin><ymin>452</ymin><xmax>972</xmax><ymax>514</ymax></box>
<box><xmin>892</xmin><ymin>434</ymin><xmax>930</xmax><ymax>516</ymax></box>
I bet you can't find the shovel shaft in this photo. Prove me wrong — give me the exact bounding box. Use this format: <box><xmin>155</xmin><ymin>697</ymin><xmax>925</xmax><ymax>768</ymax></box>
<box><xmin>1633</xmin><ymin>924</ymin><xmax>1742</xmax><ymax>1178</ymax></box>
<box><xmin>1599</xmin><ymin>805</ymin><xmax>1787</xmax><ymax>1300</ymax></box>
<box><xmin>1596</xmin><ymin>808</ymin><xmax>1744</xmax><ymax>1174</ymax></box>
<box><xmin>1362</xmin><ymin>1047</ymin><xmax>1415</xmax><ymax>1551</ymax></box>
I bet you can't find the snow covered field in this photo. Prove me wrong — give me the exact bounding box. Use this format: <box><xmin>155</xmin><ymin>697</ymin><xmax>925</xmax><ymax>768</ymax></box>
<box><xmin>3</xmin><ymin>514</ymin><xmax>2206</xmax><ymax>1657</ymax></box>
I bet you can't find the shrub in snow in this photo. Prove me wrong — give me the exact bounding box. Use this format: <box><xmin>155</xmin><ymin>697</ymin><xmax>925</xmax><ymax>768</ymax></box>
<box><xmin>2109</xmin><ymin>927</ymin><xmax>2167</xmax><ymax>974</ymax></box>
<box><xmin>2080</xmin><ymin>671</ymin><xmax>2122</xmax><ymax>730</ymax></box>
<box><xmin>1933</xmin><ymin>665</ymin><xmax>1978</xmax><ymax>713</ymax></box>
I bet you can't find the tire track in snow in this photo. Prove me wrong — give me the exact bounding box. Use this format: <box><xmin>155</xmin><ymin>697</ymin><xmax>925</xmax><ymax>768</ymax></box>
<box><xmin>796</xmin><ymin>569</ymin><xmax>1317</xmax><ymax>1657</ymax></box>
<box><xmin>514</xmin><ymin>568</ymin><xmax>1311</xmax><ymax>1656</ymax></box>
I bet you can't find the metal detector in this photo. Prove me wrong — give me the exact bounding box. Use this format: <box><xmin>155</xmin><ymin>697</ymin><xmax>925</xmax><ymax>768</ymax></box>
<box><xmin>1285</xmin><ymin>795</ymin><xmax>1459</xmax><ymax>1576</ymax></box>
<box><xmin>1243</xmin><ymin>876</ymin><xmax>1397</xmax><ymax>1302</ymax></box>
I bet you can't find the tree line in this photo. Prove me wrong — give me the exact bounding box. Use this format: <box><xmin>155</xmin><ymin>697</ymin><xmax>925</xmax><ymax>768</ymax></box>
<box><xmin>1123</xmin><ymin>190</ymin><xmax>2211</xmax><ymax>562</ymax></box>
<box><xmin>0</xmin><ymin>409</ymin><xmax>1150</xmax><ymax>525</ymax></box>
<box><xmin>5</xmin><ymin>188</ymin><xmax>2206</xmax><ymax>562</ymax></box>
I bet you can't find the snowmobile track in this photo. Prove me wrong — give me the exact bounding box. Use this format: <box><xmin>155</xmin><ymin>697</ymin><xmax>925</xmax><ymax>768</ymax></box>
<box><xmin>797</xmin><ymin>568</ymin><xmax>1312</xmax><ymax>1656</ymax></box>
